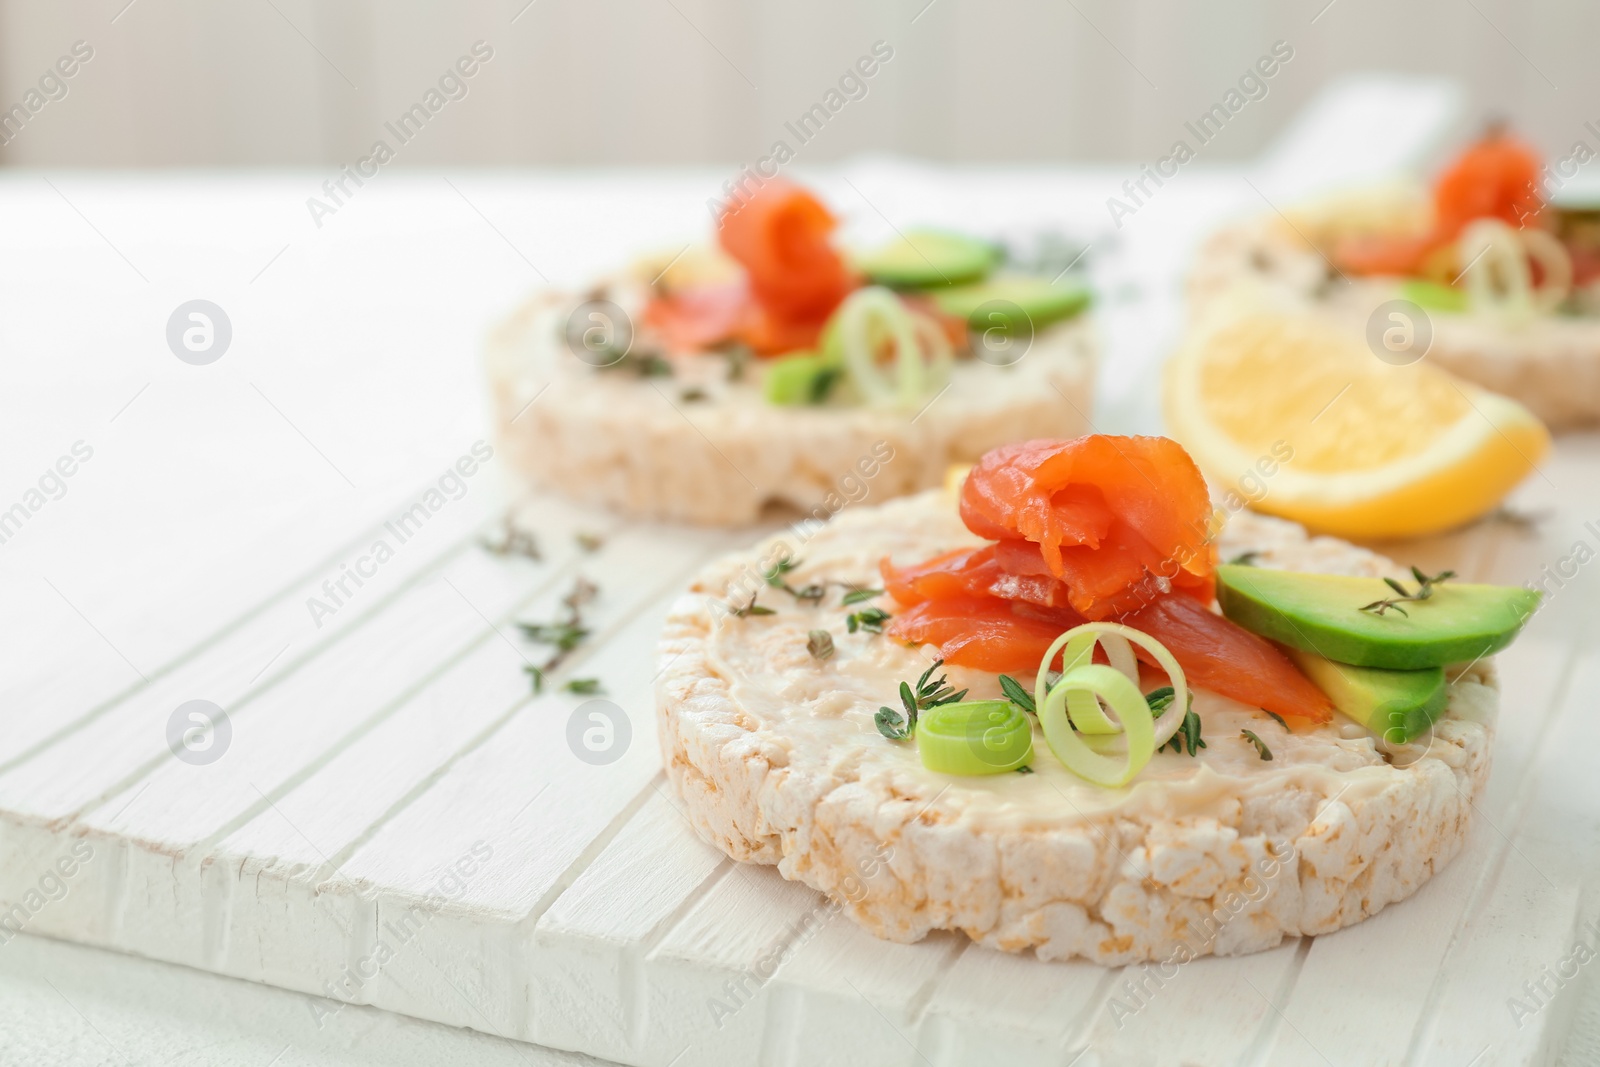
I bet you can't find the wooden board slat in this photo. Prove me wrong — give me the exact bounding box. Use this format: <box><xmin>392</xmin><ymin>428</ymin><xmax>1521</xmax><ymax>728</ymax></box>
<box><xmin>920</xmin><ymin>945</ymin><xmax>1112</xmax><ymax>1066</ymax></box>
<box><xmin>532</xmin><ymin>790</ymin><xmax>728</xmax><ymax>1063</ymax></box>
<box><xmin>1254</xmin><ymin>637</ymin><xmax>1581</xmax><ymax>1066</ymax></box>
<box><xmin>0</xmin><ymin>484</ymin><xmax>490</xmax><ymax>823</ymax></box>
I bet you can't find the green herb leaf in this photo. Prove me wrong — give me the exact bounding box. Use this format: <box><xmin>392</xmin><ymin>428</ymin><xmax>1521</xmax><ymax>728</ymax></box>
<box><xmin>733</xmin><ymin>593</ymin><xmax>776</xmax><ymax>618</ymax></box>
<box><xmin>1014</xmin><ymin>764</ymin><xmax>1034</xmax><ymax>774</ymax></box>
<box><xmin>640</xmin><ymin>354</ymin><xmax>672</xmax><ymax>376</ymax></box>
<box><xmin>874</xmin><ymin>659</ymin><xmax>971</xmax><ymax>744</ymax></box>
<box><xmin>1227</xmin><ymin>550</ymin><xmax>1261</xmax><ymax>566</ymax></box>
<box><xmin>807</xmin><ymin>629</ymin><xmax>835</xmax><ymax>661</ymax></box>
<box><xmin>1263</xmin><ymin>710</ymin><xmax>1288</xmax><ymax>730</ymax></box>
<box><xmin>720</xmin><ymin>343</ymin><xmax>752</xmax><ymax>382</ymax></box>
<box><xmin>1174</xmin><ymin>710</ymin><xmax>1206</xmax><ymax>756</ymax></box>
<box><xmin>808</xmin><ymin>365</ymin><xmax>843</xmax><ymax>404</ymax></box>
<box><xmin>518</xmin><ymin>621</ymin><xmax>590</xmax><ymax>653</ymax></box>
<box><xmin>517</xmin><ymin>576</ymin><xmax>599</xmax><ymax>687</ymax></box>
<box><xmin>564</xmin><ymin>677</ymin><xmax>603</xmax><ymax>695</ymax></box>
<box><xmin>763</xmin><ymin>557</ymin><xmax>801</xmax><ymax>587</ymax></box>
<box><xmin>899</xmin><ymin>681</ymin><xmax>918</xmax><ymax>722</ymax></box>
<box><xmin>841</xmin><ymin>587</ymin><xmax>883</xmax><ymax>606</ymax></box>
<box><xmin>1240</xmin><ymin>728</ymin><xmax>1273</xmax><ymax>761</ymax></box>
<box><xmin>998</xmin><ymin>674</ymin><xmax>1037</xmax><ymax>715</ymax></box>
<box><xmin>1361</xmin><ymin>567</ymin><xmax>1455</xmax><ymax>616</ymax></box>
<box><xmin>564</xmin><ymin>577</ymin><xmax>599</xmax><ymax>614</ymax></box>
<box><xmin>481</xmin><ymin>523</ymin><xmax>542</xmax><ymax>560</ymax></box>
<box><xmin>1152</xmin><ymin>689</ymin><xmax>1206</xmax><ymax>757</ymax></box>
<box><xmin>846</xmin><ymin>607</ymin><xmax>892</xmax><ymax>634</ymax></box>
<box><xmin>598</xmin><ymin>350</ymin><xmax>672</xmax><ymax>377</ymax></box>
<box><xmin>875</xmin><ymin>706</ymin><xmax>911</xmax><ymax>740</ymax></box>
<box><xmin>789</xmin><ymin>583</ymin><xmax>827</xmax><ymax>604</ymax></box>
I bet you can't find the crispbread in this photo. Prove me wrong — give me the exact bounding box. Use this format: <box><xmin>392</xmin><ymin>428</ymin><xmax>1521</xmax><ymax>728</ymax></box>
<box><xmin>1190</xmin><ymin>210</ymin><xmax>1600</xmax><ymax>429</ymax></box>
<box><xmin>486</xmin><ymin>287</ymin><xmax>1095</xmax><ymax>526</ymax></box>
<box><xmin>656</xmin><ymin>490</ymin><xmax>1495</xmax><ymax>962</ymax></box>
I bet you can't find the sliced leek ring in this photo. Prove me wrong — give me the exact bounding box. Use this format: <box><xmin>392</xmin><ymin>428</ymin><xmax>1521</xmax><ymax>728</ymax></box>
<box><xmin>1033</xmin><ymin>623</ymin><xmax>1190</xmax><ymax>787</ymax></box>
<box><xmin>833</xmin><ymin>286</ymin><xmax>952</xmax><ymax>409</ymax></box>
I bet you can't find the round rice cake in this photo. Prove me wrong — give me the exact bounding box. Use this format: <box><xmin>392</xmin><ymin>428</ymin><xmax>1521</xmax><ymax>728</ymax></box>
<box><xmin>485</xmin><ymin>280</ymin><xmax>1096</xmax><ymax>526</ymax></box>
<box><xmin>1189</xmin><ymin>193</ymin><xmax>1600</xmax><ymax>430</ymax></box>
<box><xmin>656</xmin><ymin>489</ymin><xmax>1496</xmax><ymax>963</ymax></box>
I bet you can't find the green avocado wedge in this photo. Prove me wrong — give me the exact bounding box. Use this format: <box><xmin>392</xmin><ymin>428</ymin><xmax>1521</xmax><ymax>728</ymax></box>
<box><xmin>1216</xmin><ymin>564</ymin><xmax>1540</xmax><ymax>670</ymax></box>
<box><xmin>856</xmin><ymin>230</ymin><xmax>999</xmax><ymax>289</ymax></box>
<box><xmin>1287</xmin><ymin>649</ymin><xmax>1447</xmax><ymax>744</ymax></box>
<box><xmin>763</xmin><ymin>351</ymin><xmax>843</xmax><ymax>406</ymax></box>
<box><xmin>931</xmin><ymin>275</ymin><xmax>1091</xmax><ymax>334</ymax></box>
<box><xmin>1399</xmin><ymin>278</ymin><xmax>1469</xmax><ymax>313</ymax></box>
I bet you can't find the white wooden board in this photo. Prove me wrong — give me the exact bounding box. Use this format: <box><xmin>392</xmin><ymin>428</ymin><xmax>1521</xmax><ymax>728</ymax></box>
<box><xmin>7</xmin><ymin>79</ymin><xmax>1600</xmax><ymax>1067</ymax></box>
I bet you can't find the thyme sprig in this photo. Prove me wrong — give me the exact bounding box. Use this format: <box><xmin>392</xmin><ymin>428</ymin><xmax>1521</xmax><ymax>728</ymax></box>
<box><xmin>1240</xmin><ymin>729</ymin><xmax>1274</xmax><ymax>761</ymax></box>
<box><xmin>997</xmin><ymin>674</ymin><xmax>1036</xmax><ymax>714</ymax></box>
<box><xmin>732</xmin><ymin>593</ymin><xmax>777</xmax><ymax>618</ymax></box>
<box><xmin>1147</xmin><ymin>687</ymin><xmax>1206</xmax><ymax>756</ymax></box>
<box><xmin>596</xmin><ymin>348</ymin><xmax>671</xmax><ymax>377</ymax></box>
<box><xmin>517</xmin><ymin>576</ymin><xmax>601</xmax><ymax>693</ymax></box>
<box><xmin>716</xmin><ymin>341</ymin><xmax>752</xmax><ymax>382</ymax></box>
<box><xmin>1359</xmin><ymin>566</ymin><xmax>1456</xmax><ymax>617</ymax></box>
<box><xmin>846</xmin><ymin>607</ymin><xmax>892</xmax><ymax>634</ymax></box>
<box><xmin>481</xmin><ymin>518</ymin><xmax>542</xmax><ymax>561</ymax></box>
<box><xmin>841</xmin><ymin>587</ymin><xmax>883</xmax><ymax>606</ymax></box>
<box><xmin>763</xmin><ymin>557</ymin><xmax>801</xmax><ymax>586</ymax></box>
<box><xmin>760</xmin><ymin>558</ymin><xmax>827</xmax><ymax>604</ymax></box>
<box><xmin>875</xmin><ymin>659</ymin><xmax>968</xmax><ymax>740</ymax></box>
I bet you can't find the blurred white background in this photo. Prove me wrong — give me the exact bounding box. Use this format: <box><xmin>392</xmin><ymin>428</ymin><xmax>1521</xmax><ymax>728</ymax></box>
<box><xmin>0</xmin><ymin>0</ymin><xmax>1588</xmax><ymax>168</ymax></box>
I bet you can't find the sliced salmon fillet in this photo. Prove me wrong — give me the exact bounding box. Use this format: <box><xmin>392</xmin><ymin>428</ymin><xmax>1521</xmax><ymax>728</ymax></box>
<box><xmin>882</xmin><ymin>546</ymin><xmax>1000</xmax><ymax>605</ymax></box>
<box><xmin>718</xmin><ymin>180</ymin><xmax>855</xmax><ymax>352</ymax></box>
<box><xmin>640</xmin><ymin>181</ymin><xmax>857</xmax><ymax>356</ymax></box>
<box><xmin>886</xmin><ymin>434</ymin><xmax>1330</xmax><ymax>724</ymax></box>
<box><xmin>1336</xmin><ymin>129</ymin><xmax>1544</xmax><ymax>277</ymax></box>
<box><xmin>642</xmin><ymin>281</ymin><xmax>748</xmax><ymax>353</ymax></box>
<box><xmin>960</xmin><ymin>436</ymin><xmax>1214</xmax><ymax>589</ymax></box>
<box><xmin>958</xmin><ymin>436</ymin><xmax>1214</xmax><ymax>617</ymax></box>
<box><xmin>1119</xmin><ymin>595</ymin><xmax>1332</xmax><ymax>723</ymax></box>
<box><xmin>886</xmin><ymin>589</ymin><xmax>1331</xmax><ymax>724</ymax></box>
<box><xmin>888</xmin><ymin>596</ymin><xmax>1084</xmax><ymax>676</ymax></box>
<box><xmin>995</xmin><ymin>529</ymin><xmax>1213</xmax><ymax>620</ymax></box>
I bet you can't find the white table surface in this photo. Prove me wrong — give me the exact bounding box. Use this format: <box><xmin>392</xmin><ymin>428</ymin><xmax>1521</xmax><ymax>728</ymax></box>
<box><xmin>6</xmin><ymin>79</ymin><xmax>1600</xmax><ymax>1066</ymax></box>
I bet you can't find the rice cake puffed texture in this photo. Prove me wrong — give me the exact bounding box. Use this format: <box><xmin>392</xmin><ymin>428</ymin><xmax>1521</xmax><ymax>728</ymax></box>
<box><xmin>656</xmin><ymin>490</ymin><xmax>1495</xmax><ymax>962</ymax></box>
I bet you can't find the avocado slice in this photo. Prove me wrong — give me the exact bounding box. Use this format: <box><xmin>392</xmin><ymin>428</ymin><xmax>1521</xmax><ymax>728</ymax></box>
<box><xmin>763</xmin><ymin>351</ymin><xmax>843</xmax><ymax>406</ymax></box>
<box><xmin>1216</xmin><ymin>564</ymin><xmax>1540</xmax><ymax>670</ymax></box>
<box><xmin>1399</xmin><ymin>278</ymin><xmax>1469</xmax><ymax>313</ymax></box>
<box><xmin>1287</xmin><ymin>648</ymin><xmax>1447</xmax><ymax>744</ymax></box>
<box><xmin>931</xmin><ymin>275</ymin><xmax>1091</xmax><ymax>334</ymax></box>
<box><xmin>857</xmin><ymin>230</ymin><xmax>999</xmax><ymax>289</ymax></box>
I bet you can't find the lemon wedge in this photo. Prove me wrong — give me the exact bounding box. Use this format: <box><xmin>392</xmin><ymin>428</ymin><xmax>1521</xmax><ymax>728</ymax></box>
<box><xmin>1164</xmin><ymin>305</ymin><xmax>1549</xmax><ymax>540</ymax></box>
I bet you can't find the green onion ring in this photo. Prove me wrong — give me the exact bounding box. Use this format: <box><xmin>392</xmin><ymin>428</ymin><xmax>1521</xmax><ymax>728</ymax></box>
<box><xmin>917</xmin><ymin>699</ymin><xmax>1033</xmax><ymax>775</ymax></box>
<box><xmin>834</xmin><ymin>286</ymin><xmax>952</xmax><ymax>408</ymax></box>
<box><xmin>1038</xmin><ymin>663</ymin><xmax>1153</xmax><ymax>787</ymax></box>
<box><xmin>1033</xmin><ymin>623</ymin><xmax>1190</xmax><ymax>787</ymax></box>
